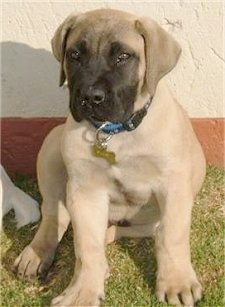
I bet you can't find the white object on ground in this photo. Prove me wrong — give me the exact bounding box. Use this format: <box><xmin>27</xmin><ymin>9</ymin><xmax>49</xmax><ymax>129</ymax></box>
<box><xmin>0</xmin><ymin>165</ymin><xmax>40</xmax><ymax>230</ymax></box>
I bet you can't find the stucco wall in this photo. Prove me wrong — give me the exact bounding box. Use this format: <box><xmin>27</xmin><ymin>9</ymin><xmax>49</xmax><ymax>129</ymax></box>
<box><xmin>1</xmin><ymin>1</ymin><xmax>224</xmax><ymax>118</ymax></box>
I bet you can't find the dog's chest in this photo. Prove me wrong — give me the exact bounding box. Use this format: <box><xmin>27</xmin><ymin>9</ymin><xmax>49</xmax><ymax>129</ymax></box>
<box><xmin>108</xmin><ymin>170</ymin><xmax>151</xmax><ymax>223</ymax></box>
<box><xmin>94</xmin><ymin>133</ymin><xmax>154</xmax><ymax>223</ymax></box>
<box><xmin>108</xmin><ymin>184</ymin><xmax>142</xmax><ymax>223</ymax></box>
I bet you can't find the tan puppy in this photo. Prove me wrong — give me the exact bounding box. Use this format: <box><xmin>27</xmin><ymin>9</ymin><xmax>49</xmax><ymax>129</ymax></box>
<box><xmin>14</xmin><ymin>9</ymin><xmax>206</xmax><ymax>306</ymax></box>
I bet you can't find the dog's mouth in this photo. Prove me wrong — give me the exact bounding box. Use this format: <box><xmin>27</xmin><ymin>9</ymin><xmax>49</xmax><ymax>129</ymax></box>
<box><xmin>88</xmin><ymin>111</ymin><xmax>124</xmax><ymax>125</ymax></box>
<box><xmin>88</xmin><ymin>107</ymin><xmax>124</xmax><ymax>123</ymax></box>
<box><xmin>70</xmin><ymin>98</ymin><xmax>131</xmax><ymax>124</ymax></box>
<box><xmin>88</xmin><ymin>106</ymin><xmax>110</xmax><ymax>122</ymax></box>
<box><xmin>89</xmin><ymin>114</ymin><xmax>107</xmax><ymax>122</ymax></box>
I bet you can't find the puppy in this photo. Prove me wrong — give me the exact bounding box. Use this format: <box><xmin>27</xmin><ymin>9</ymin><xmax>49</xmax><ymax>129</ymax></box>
<box><xmin>14</xmin><ymin>9</ymin><xmax>206</xmax><ymax>306</ymax></box>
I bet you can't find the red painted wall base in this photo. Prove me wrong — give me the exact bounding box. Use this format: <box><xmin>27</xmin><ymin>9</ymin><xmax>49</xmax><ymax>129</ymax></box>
<box><xmin>1</xmin><ymin>117</ymin><xmax>224</xmax><ymax>176</ymax></box>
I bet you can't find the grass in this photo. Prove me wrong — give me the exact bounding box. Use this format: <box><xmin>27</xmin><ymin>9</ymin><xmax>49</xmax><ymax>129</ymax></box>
<box><xmin>1</xmin><ymin>166</ymin><xmax>224</xmax><ymax>307</ymax></box>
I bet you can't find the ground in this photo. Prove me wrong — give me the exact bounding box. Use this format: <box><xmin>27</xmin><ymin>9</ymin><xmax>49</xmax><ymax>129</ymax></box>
<box><xmin>1</xmin><ymin>166</ymin><xmax>224</xmax><ymax>306</ymax></box>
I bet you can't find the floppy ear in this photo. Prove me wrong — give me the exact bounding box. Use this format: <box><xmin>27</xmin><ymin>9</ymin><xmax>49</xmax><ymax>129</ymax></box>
<box><xmin>51</xmin><ymin>12</ymin><xmax>79</xmax><ymax>86</ymax></box>
<box><xmin>136</xmin><ymin>18</ymin><xmax>181</xmax><ymax>97</ymax></box>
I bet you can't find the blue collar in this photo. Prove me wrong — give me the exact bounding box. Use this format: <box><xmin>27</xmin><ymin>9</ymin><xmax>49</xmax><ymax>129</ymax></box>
<box><xmin>89</xmin><ymin>97</ymin><xmax>153</xmax><ymax>134</ymax></box>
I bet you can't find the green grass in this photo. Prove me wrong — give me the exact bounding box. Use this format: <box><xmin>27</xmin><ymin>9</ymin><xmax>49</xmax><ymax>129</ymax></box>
<box><xmin>1</xmin><ymin>167</ymin><xmax>224</xmax><ymax>306</ymax></box>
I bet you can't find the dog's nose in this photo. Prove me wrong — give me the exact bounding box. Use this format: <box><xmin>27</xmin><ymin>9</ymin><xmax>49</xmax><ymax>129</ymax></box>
<box><xmin>87</xmin><ymin>88</ymin><xmax>105</xmax><ymax>105</ymax></box>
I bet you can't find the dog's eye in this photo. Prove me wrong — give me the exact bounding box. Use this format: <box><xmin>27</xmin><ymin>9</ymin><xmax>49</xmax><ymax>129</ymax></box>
<box><xmin>68</xmin><ymin>50</ymin><xmax>81</xmax><ymax>61</ymax></box>
<box><xmin>116</xmin><ymin>53</ymin><xmax>131</xmax><ymax>65</ymax></box>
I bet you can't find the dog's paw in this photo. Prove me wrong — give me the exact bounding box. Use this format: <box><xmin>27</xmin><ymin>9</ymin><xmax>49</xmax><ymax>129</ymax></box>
<box><xmin>106</xmin><ymin>225</ymin><xmax>117</xmax><ymax>244</ymax></box>
<box><xmin>51</xmin><ymin>280</ymin><xmax>105</xmax><ymax>307</ymax></box>
<box><xmin>156</xmin><ymin>266</ymin><xmax>202</xmax><ymax>306</ymax></box>
<box><xmin>13</xmin><ymin>245</ymin><xmax>54</xmax><ymax>280</ymax></box>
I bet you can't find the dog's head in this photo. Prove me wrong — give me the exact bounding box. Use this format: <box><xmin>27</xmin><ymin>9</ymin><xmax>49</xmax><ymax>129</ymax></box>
<box><xmin>52</xmin><ymin>9</ymin><xmax>181</xmax><ymax>123</ymax></box>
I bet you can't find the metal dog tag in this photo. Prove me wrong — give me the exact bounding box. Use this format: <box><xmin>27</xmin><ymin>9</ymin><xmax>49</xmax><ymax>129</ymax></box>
<box><xmin>92</xmin><ymin>143</ymin><xmax>116</xmax><ymax>165</ymax></box>
<box><xmin>91</xmin><ymin>124</ymin><xmax>116</xmax><ymax>164</ymax></box>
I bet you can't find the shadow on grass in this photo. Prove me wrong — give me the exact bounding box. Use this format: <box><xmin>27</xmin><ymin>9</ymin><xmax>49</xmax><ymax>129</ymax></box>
<box><xmin>118</xmin><ymin>236</ymin><xmax>157</xmax><ymax>292</ymax></box>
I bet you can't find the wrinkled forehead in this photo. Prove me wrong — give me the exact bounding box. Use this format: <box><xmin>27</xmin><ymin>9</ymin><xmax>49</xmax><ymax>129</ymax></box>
<box><xmin>66</xmin><ymin>15</ymin><xmax>144</xmax><ymax>54</ymax></box>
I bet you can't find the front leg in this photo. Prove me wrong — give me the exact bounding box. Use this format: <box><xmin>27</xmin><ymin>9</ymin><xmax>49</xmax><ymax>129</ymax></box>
<box><xmin>155</xmin><ymin>176</ymin><xmax>202</xmax><ymax>306</ymax></box>
<box><xmin>52</xmin><ymin>164</ymin><xmax>109</xmax><ymax>307</ymax></box>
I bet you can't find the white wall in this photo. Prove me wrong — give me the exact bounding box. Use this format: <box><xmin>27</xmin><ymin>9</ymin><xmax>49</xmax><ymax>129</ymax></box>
<box><xmin>1</xmin><ymin>1</ymin><xmax>224</xmax><ymax>118</ymax></box>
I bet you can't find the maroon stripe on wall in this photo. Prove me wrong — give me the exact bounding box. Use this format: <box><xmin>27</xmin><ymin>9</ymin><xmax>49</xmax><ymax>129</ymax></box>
<box><xmin>1</xmin><ymin>118</ymin><xmax>65</xmax><ymax>176</ymax></box>
<box><xmin>1</xmin><ymin>117</ymin><xmax>224</xmax><ymax>176</ymax></box>
<box><xmin>191</xmin><ymin>118</ymin><xmax>224</xmax><ymax>169</ymax></box>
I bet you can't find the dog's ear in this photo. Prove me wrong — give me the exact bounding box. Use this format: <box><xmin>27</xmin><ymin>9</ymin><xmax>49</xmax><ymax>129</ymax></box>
<box><xmin>51</xmin><ymin>13</ymin><xmax>79</xmax><ymax>86</ymax></box>
<box><xmin>136</xmin><ymin>18</ymin><xmax>181</xmax><ymax>97</ymax></box>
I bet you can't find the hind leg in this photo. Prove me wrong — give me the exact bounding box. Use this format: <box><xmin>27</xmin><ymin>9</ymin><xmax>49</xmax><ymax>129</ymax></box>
<box><xmin>106</xmin><ymin>197</ymin><xmax>160</xmax><ymax>244</ymax></box>
<box><xmin>106</xmin><ymin>223</ymin><xmax>157</xmax><ymax>244</ymax></box>
<box><xmin>13</xmin><ymin>125</ymin><xmax>70</xmax><ymax>280</ymax></box>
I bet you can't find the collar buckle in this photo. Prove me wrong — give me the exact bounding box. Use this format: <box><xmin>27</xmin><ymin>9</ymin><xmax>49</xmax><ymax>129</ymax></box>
<box><xmin>123</xmin><ymin>107</ymin><xmax>147</xmax><ymax>131</ymax></box>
